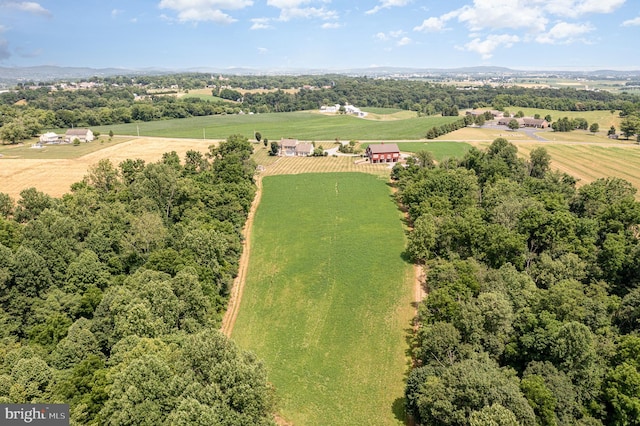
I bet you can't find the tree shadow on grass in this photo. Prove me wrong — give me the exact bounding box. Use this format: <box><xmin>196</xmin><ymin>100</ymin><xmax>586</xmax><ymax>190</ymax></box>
<box><xmin>392</xmin><ymin>396</ymin><xmax>407</xmax><ymax>424</ymax></box>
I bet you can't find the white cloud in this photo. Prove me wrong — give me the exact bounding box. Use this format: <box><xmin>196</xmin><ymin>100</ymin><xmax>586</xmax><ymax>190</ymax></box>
<box><xmin>543</xmin><ymin>0</ymin><xmax>625</xmax><ymax>17</ymax></box>
<box><xmin>267</xmin><ymin>0</ymin><xmax>309</xmax><ymax>7</ymax></box>
<box><xmin>158</xmin><ymin>0</ymin><xmax>252</xmax><ymax>24</ymax></box>
<box><xmin>266</xmin><ymin>0</ymin><xmax>338</xmax><ymax>23</ymax></box>
<box><xmin>250</xmin><ymin>17</ymin><xmax>273</xmax><ymax>30</ymax></box>
<box><xmin>413</xmin><ymin>0</ymin><xmax>625</xmax><ymax>59</ymax></box>
<box><xmin>2</xmin><ymin>1</ymin><xmax>51</xmax><ymax>17</ymax></box>
<box><xmin>463</xmin><ymin>34</ymin><xmax>520</xmax><ymax>59</ymax></box>
<box><xmin>536</xmin><ymin>21</ymin><xmax>594</xmax><ymax>43</ymax></box>
<box><xmin>414</xmin><ymin>17</ymin><xmax>447</xmax><ymax>32</ymax></box>
<box><xmin>258</xmin><ymin>47</ymin><xmax>268</xmax><ymax>54</ymax></box>
<box><xmin>130</xmin><ymin>18</ymin><xmax>138</xmax><ymax>24</ymax></box>
<box><xmin>321</xmin><ymin>22</ymin><xmax>342</xmax><ymax>29</ymax></box>
<box><xmin>622</xmin><ymin>16</ymin><xmax>640</xmax><ymax>26</ymax></box>
<box><xmin>278</xmin><ymin>7</ymin><xmax>337</xmax><ymax>21</ymax></box>
<box><xmin>111</xmin><ymin>9</ymin><xmax>123</xmax><ymax>18</ymax></box>
<box><xmin>456</xmin><ymin>1</ymin><xmax>547</xmax><ymax>33</ymax></box>
<box><xmin>366</xmin><ymin>0</ymin><xmax>411</xmax><ymax>15</ymax></box>
<box><xmin>375</xmin><ymin>30</ymin><xmax>411</xmax><ymax>47</ymax></box>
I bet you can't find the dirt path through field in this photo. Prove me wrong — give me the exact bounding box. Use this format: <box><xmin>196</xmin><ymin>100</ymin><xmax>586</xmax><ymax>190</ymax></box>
<box><xmin>414</xmin><ymin>264</ymin><xmax>426</xmax><ymax>310</ymax></box>
<box><xmin>221</xmin><ymin>175</ymin><xmax>263</xmax><ymax>337</ymax></box>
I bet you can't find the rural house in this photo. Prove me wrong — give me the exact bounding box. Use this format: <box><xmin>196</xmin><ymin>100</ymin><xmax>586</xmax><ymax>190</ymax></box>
<box><xmin>320</xmin><ymin>104</ymin><xmax>341</xmax><ymax>113</ymax></box>
<box><xmin>522</xmin><ymin>118</ymin><xmax>549</xmax><ymax>128</ymax></box>
<box><xmin>39</xmin><ymin>132</ymin><xmax>60</xmax><ymax>144</ymax></box>
<box><xmin>64</xmin><ymin>128</ymin><xmax>94</xmax><ymax>143</ymax></box>
<box><xmin>278</xmin><ymin>138</ymin><xmax>299</xmax><ymax>156</ymax></box>
<box><xmin>295</xmin><ymin>143</ymin><xmax>314</xmax><ymax>157</ymax></box>
<box><xmin>497</xmin><ymin>117</ymin><xmax>549</xmax><ymax>129</ymax></box>
<box><xmin>365</xmin><ymin>143</ymin><xmax>400</xmax><ymax>163</ymax></box>
<box><xmin>277</xmin><ymin>139</ymin><xmax>314</xmax><ymax>157</ymax></box>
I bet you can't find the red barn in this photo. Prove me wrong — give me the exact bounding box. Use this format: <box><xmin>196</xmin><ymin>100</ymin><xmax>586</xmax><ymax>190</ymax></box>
<box><xmin>366</xmin><ymin>143</ymin><xmax>400</xmax><ymax>163</ymax></box>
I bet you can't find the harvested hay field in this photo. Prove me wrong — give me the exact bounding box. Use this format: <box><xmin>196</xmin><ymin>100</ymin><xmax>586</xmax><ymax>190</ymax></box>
<box><xmin>0</xmin><ymin>137</ymin><xmax>216</xmax><ymax>199</ymax></box>
<box><xmin>514</xmin><ymin>142</ymin><xmax>640</xmax><ymax>192</ymax></box>
<box><xmin>258</xmin><ymin>155</ymin><xmax>392</xmax><ymax>178</ymax></box>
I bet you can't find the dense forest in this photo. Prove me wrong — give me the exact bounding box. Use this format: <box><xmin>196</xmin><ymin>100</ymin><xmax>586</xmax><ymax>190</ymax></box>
<box><xmin>0</xmin><ymin>135</ymin><xmax>275</xmax><ymax>425</ymax></box>
<box><xmin>2</xmin><ymin>73</ymin><xmax>640</xmax><ymax>143</ymax></box>
<box><xmin>396</xmin><ymin>141</ymin><xmax>640</xmax><ymax>425</ymax></box>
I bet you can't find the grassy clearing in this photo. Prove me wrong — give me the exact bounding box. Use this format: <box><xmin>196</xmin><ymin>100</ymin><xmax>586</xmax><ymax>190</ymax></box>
<box><xmin>92</xmin><ymin>111</ymin><xmax>459</xmax><ymax>141</ymax></box>
<box><xmin>0</xmin><ymin>137</ymin><xmax>131</xmax><ymax>159</ymax></box>
<box><xmin>232</xmin><ymin>172</ymin><xmax>414</xmax><ymax>426</ymax></box>
<box><xmin>361</xmin><ymin>107</ymin><xmax>404</xmax><ymax>114</ymax></box>
<box><xmin>398</xmin><ymin>141</ymin><xmax>472</xmax><ymax>161</ymax></box>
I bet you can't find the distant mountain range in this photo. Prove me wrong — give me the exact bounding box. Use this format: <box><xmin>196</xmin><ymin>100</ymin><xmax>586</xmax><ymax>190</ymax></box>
<box><xmin>1</xmin><ymin>65</ymin><xmax>640</xmax><ymax>86</ymax></box>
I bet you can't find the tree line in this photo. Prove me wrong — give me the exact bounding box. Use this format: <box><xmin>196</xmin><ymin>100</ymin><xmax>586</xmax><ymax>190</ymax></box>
<box><xmin>0</xmin><ymin>135</ymin><xmax>275</xmax><ymax>425</ymax></box>
<box><xmin>394</xmin><ymin>140</ymin><xmax>640</xmax><ymax>424</ymax></box>
<box><xmin>3</xmin><ymin>73</ymin><xmax>640</xmax><ymax>144</ymax></box>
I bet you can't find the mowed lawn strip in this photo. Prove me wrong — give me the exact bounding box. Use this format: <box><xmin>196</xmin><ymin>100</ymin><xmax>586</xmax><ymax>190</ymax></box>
<box><xmin>232</xmin><ymin>172</ymin><xmax>413</xmax><ymax>426</ymax></box>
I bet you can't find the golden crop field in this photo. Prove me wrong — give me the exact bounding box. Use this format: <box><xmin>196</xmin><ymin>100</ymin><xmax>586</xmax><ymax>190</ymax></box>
<box><xmin>0</xmin><ymin>137</ymin><xmax>216</xmax><ymax>199</ymax></box>
<box><xmin>515</xmin><ymin>142</ymin><xmax>640</xmax><ymax>191</ymax></box>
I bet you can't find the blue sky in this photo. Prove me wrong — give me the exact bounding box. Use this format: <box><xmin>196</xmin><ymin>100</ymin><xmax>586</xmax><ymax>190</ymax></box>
<box><xmin>0</xmin><ymin>0</ymin><xmax>639</xmax><ymax>71</ymax></box>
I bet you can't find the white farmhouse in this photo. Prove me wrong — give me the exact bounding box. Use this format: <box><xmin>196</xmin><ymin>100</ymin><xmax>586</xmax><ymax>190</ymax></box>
<box><xmin>39</xmin><ymin>132</ymin><xmax>60</xmax><ymax>144</ymax></box>
<box><xmin>64</xmin><ymin>128</ymin><xmax>94</xmax><ymax>143</ymax></box>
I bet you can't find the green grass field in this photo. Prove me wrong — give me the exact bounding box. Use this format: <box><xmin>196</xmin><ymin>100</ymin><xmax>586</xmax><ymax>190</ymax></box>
<box><xmin>92</xmin><ymin>111</ymin><xmax>459</xmax><ymax>141</ymax></box>
<box><xmin>232</xmin><ymin>173</ymin><xmax>414</xmax><ymax>426</ymax></box>
<box><xmin>361</xmin><ymin>107</ymin><xmax>404</xmax><ymax>114</ymax></box>
<box><xmin>365</xmin><ymin>141</ymin><xmax>472</xmax><ymax>161</ymax></box>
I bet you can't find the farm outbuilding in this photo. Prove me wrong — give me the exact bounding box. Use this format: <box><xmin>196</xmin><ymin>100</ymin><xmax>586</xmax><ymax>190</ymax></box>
<box><xmin>295</xmin><ymin>143</ymin><xmax>314</xmax><ymax>157</ymax></box>
<box><xmin>64</xmin><ymin>128</ymin><xmax>94</xmax><ymax>143</ymax></box>
<box><xmin>522</xmin><ymin>118</ymin><xmax>549</xmax><ymax>128</ymax></box>
<box><xmin>39</xmin><ymin>132</ymin><xmax>60</xmax><ymax>144</ymax></box>
<box><xmin>366</xmin><ymin>143</ymin><xmax>400</xmax><ymax>163</ymax></box>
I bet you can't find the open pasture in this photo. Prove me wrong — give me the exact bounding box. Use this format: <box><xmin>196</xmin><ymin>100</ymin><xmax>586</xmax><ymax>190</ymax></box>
<box><xmin>361</xmin><ymin>107</ymin><xmax>404</xmax><ymax>114</ymax></box>
<box><xmin>179</xmin><ymin>88</ymin><xmax>227</xmax><ymax>102</ymax></box>
<box><xmin>232</xmin><ymin>173</ymin><xmax>414</xmax><ymax>426</ymax></box>
<box><xmin>360</xmin><ymin>141</ymin><xmax>473</xmax><ymax>161</ymax></box>
<box><xmin>92</xmin><ymin>111</ymin><xmax>459</xmax><ymax>141</ymax></box>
